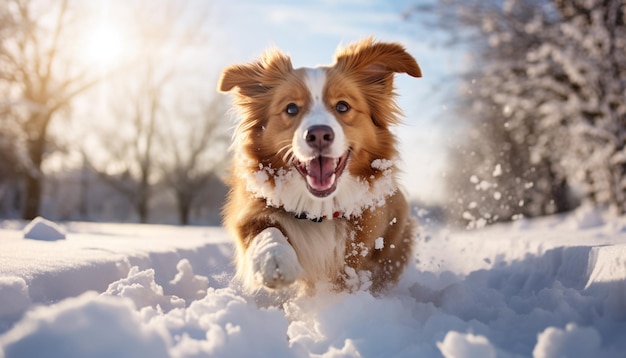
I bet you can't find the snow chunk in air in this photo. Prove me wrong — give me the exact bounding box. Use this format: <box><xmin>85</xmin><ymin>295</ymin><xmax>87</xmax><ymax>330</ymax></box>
<box><xmin>23</xmin><ymin>217</ymin><xmax>66</xmax><ymax>241</ymax></box>
<box><xmin>374</xmin><ymin>237</ymin><xmax>385</xmax><ymax>250</ymax></box>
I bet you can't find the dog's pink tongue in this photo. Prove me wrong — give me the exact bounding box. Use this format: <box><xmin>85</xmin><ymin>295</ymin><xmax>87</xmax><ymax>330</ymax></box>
<box><xmin>308</xmin><ymin>156</ymin><xmax>335</xmax><ymax>189</ymax></box>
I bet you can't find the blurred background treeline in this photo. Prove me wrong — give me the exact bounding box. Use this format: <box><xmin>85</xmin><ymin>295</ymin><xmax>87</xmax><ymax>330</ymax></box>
<box><xmin>0</xmin><ymin>0</ymin><xmax>624</xmax><ymax>227</ymax></box>
<box><xmin>0</xmin><ymin>0</ymin><xmax>229</xmax><ymax>225</ymax></box>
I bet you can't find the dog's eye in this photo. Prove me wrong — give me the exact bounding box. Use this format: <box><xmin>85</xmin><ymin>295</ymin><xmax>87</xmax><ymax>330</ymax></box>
<box><xmin>336</xmin><ymin>101</ymin><xmax>350</xmax><ymax>113</ymax></box>
<box><xmin>285</xmin><ymin>103</ymin><xmax>299</xmax><ymax>116</ymax></box>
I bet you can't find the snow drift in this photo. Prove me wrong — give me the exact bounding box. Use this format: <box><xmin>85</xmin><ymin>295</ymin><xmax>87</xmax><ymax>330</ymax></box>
<box><xmin>1</xmin><ymin>208</ymin><xmax>626</xmax><ymax>357</ymax></box>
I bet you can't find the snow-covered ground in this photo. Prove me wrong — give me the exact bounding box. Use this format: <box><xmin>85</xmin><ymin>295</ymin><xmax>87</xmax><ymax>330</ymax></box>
<box><xmin>1</xmin><ymin>206</ymin><xmax>626</xmax><ymax>357</ymax></box>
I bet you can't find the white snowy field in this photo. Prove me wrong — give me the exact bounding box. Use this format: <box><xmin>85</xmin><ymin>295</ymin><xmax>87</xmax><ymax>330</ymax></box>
<box><xmin>1</xmin><ymin>206</ymin><xmax>626</xmax><ymax>358</ymax></box>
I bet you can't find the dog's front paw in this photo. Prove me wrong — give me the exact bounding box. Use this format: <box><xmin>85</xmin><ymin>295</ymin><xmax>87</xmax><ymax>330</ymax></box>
<box><xmin>249</xmin><ymin>227</ymin><xmax>303</xmax><ymax>290</ymax></box>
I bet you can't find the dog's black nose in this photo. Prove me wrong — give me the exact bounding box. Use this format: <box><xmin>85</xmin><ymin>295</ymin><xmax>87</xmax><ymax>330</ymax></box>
<box><xmin>305</xmin><ymin>125</ymin><xmax>334</xmax><ymax>151</ymax></box>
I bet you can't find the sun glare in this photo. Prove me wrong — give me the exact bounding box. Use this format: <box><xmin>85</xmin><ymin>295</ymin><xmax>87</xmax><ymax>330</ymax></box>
<box><xmin>83</xmin><ymin>24</ymin><xmax>126</xmax><ymax>69</ymax></box>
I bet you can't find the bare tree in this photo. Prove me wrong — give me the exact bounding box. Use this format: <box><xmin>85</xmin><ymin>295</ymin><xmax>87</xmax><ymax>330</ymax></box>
<box><xmin>0</xmin><ymin>3</ymin><xmax>28</xmax><ymax>215</ymax></box>
<box><xmin>84</xmin><ymin>0</ymin><xmax>215</xmax><ymax>224</ymax></box>
<box><xmin>87</xmin><ymin>66</ymin><xmax>172</xmax><ymax>223</ymax></box>
<box><xmin>0</xmin><ymin>0</ymin><xmax>104</xmax><ymax>219</ymax></box>
<box><xmin>0</xmin><ymin>2</ymin><xmax>21</xmax><ymax>181</ymax></box>
<box><xmin>158</xmin><ymin>96</ymin><xmax>230</xmax><ymax>225</ymax></box>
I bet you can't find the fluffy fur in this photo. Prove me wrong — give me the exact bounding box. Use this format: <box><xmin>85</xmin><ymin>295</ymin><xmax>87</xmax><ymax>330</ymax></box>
<box><xmin>219</xmin><ymin>38</ymin><xmax>422</xmax><ymax>294</ymax></box>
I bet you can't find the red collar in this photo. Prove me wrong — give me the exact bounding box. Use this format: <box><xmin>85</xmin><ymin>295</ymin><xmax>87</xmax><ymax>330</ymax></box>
<box><xmin>294</xmin><ymin>211</ymin><xmax>342</xmax><ymax>222</ymax></box>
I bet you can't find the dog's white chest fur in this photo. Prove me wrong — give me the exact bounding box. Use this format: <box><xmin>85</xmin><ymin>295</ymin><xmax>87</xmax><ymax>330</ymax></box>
<box><xmin>237</xmin><ymin>154</ymin><xmax>398</xmax><ymax>220</ymax></box>
<box><xmin>277</xmin><ymin>216</ymin><xmax>347</xmax><ymax>285</ymax></box>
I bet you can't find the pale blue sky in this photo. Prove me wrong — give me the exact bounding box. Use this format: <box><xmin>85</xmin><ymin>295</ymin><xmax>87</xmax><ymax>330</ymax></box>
<box><xmin>209</xmin><ymin>0</ymin><xmax>462</xmax><ymax>203</ymax></box>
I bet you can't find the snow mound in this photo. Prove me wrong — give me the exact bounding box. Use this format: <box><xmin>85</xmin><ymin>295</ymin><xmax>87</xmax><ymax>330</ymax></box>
<box><xmin>533</xmin><ymin>323</ymin><xmax>605</xmax><ymax>358</ymax></box>
<box><xmin>167</xmin><ymin>259</ymin><xmax>209</xmax><ymax>301</ymax></box>
<box><xmin>102</xmin><ymin>259</ymin><xmax>210</xmax><ymax>311</ymax></box>
<box><xmin>437</xmin><ymin>331</ymin><xmax>496</xmax><ymax>358</ymax></box>
<box><xmin>23</xmin><ymin>217</ymin><xmax>66</xmax><ymax>241</ymax></box>
<box><xmin>0</xmin><ymin>292</ymin><xmax>169</xmax><ymax>358</ymax></box>
<box><xmin>570</xmin><ymin>203</ymin><xmax>605</xmax><ymax>229</ymax></box>
<box><xmin>166</xmin><ymin>288</ymin><xmax>292</xmax><ymax>357</ymax></box>
<box><xmin>0</xmin><ymin>277</ymin><xmax>31</xmax><ymax>322</ymax></box>
<box><xmin>103</xmin><ymin>266</ymin><xmax>185</xmax><ymax>311</ymax></box>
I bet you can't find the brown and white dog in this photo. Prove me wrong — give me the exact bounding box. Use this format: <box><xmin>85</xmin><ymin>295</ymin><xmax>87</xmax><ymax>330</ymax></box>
<box><xmin>219</xmin><ymin>38</ymin><xmax>421</xmax><ymax>295</ymax></box>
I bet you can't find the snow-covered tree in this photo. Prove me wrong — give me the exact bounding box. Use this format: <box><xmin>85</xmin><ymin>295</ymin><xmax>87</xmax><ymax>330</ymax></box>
<box><xmin>529</xmin><ymin>0</ymin><xmax>626</xmax><ymax>213</ymax></box>
<box><xmin>421</xmin><ymin>0</ymin><xmax>625</xmax><ymax>225</ymax></box>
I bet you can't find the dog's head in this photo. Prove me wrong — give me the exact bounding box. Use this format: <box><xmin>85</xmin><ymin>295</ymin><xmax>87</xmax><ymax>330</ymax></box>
<box><xmin>219</xmin><ymin>38</ymin><xmax>421</xmax><ymax>218</ymax></box>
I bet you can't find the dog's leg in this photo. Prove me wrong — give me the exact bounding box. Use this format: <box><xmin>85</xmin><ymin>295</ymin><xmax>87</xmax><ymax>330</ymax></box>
<box><xmin>344</xmin><ymin>192</ymin><xmax>416</xmax><ymax>293</ymax></box>
<box><xmin>246</xmin><ymin>227</ymin><xmax>303</xmax><ymax>290</ymax></box>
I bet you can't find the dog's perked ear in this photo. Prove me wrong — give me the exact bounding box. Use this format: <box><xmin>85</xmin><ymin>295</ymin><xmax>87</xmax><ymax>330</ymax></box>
<box><xmin>218</xmin><ymin>49</ymin><xmax>294</xmax><ymax>97</ymax></box>
<box><xmin>334</xmin><ymin>37</ymin><xmax>422</xmax><ymax>90</ymax></box>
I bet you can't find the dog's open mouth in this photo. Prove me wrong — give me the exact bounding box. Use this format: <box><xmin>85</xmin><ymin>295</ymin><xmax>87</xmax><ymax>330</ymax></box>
<box><xmin>294</xmin><ymin>151</ymin><xmax>350</xmax><ymax>197</ymax></box>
